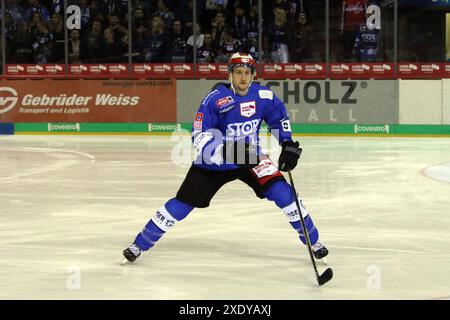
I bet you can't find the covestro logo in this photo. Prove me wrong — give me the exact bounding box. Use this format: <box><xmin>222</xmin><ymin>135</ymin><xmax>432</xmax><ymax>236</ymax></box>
<box><xmin>0</xmin><ymin>87</ymin><xmax>19</xmax><ymax>114</ymax></box>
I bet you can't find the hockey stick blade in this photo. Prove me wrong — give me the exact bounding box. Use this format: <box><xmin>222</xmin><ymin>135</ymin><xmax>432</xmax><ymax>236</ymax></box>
<box><xmin>317</xmin><ymin>268</ymin><xmax>333</xmax><ymax>286</ymax></box>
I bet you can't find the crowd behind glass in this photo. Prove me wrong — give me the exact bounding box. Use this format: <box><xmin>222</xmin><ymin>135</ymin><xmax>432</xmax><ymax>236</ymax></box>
<box><xmin>1</xmin><ymin>0</ymin><xmax>448</xmax><ymax>65</ymax></box>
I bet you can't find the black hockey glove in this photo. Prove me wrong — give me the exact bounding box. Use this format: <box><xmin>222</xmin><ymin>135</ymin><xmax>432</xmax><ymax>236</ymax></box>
<box><xmin>278</xmin><ymin>141</ymin><xmax>302</xmax><ymax>172</ymax></box>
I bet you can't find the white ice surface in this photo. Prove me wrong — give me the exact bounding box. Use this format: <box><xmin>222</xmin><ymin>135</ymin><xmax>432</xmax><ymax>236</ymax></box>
<box><xmin>0</xmin><ymin>135</ymin><xmax>449</xmax><ymax>300</ymax></box>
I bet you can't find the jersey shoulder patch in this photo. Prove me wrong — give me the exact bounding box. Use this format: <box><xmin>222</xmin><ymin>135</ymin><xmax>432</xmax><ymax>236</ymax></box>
<box><xmin>258</xmin><ymin>90</ymin><xmax>273</xmax><ymax>100</ymax></box>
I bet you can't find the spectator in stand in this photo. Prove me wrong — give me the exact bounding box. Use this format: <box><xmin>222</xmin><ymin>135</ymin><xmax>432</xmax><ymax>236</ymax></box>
<box><xmin>205</xmin><ymin>0</ymin><xmax>229</xmax><ymax>20</ymax></box>
<box><xmin>5</xmin><ymin>0</ymin><xmax>25</xmax><ymax>24</ymax></box>
<box><xmin>211</xmin><ymin>10</ymin><xmax>227</xmax><ymax>50</ymax></box>
<box><xmin>174</xmin><ymin>0</ymin><xmax>194</xmax><ymax>31</ymax></box>
<box><xmin>169</xmin><ymin>20</ymin><xmax>188</xmax><ymax>62</ymax></box>
<box><xmin>154</xmin><ymin>0</ymin><xmax>175</xmax><ymax>33</ymax></box>
<box><xmin>25</xmin><ymin>0</ymin><xmax>51</xmax><ymax>23</ymax></box>
<box><xmin>245</xmin><ymin>4</ymin><xmax>258</xmax><ymax>41</ymax></box>
<box><xmin>89</xmin><ymin>0</ymin><xmax>104</xmax><ymax>22</ymax></box>
<box><xmin>78</xmin><ymin>0</ymin><xmax>93</xmax><ymax>34</ymax></box>
<box><xmin>270</xmin><ymin>0</ymin><xmax>289</xmax><ymax>14</ymax></box>
<box><xmin>29</xmin><ymin>11</ymin><xmax>53</xmax><ymax>63</ymax></box>
<box><xmin>241</xmin><ymin>36</ymin><xmax>259</xmax><ymax>61</ymax></box>
<box><xmin>134</xmin><ymin>0</ymin><xmax>154</xmax><ymax>16</ymax></box>
<box><xmin>48</xmin><ymin>13</ymin><xmax>64</xmax><ymax>62</ymax></box>
<box><xmin>186</xmin><ymin>22</ymin><xmax>205</xmax><ymax>51</ymax></box>
<box><xmin>99</xmin><ymin>0</ymin><xmax>127</xmax><ymax>19</ymax></box>
<box><xmin>231</xmin><ymin>4</ymin><xmax>247</xmax><ymax>42</ymax></box>
<box><xmin>265</xmin><ymin>6</ymin><xmax>290</xmax><ymax>63</ymax></box>
<box><xmin>289</xmin><ymin>10</ymin><xmax>314</xmax><ymax>62</ymax></box>
<box><xmin>49</xmin><ymin>0</ymin><xmax>64</xmax><ymax>16</ymax></box>
<box><xmin>263</xmin><ymin>0</ymin><xmax>288</xmax><ymax>27</ymax></box>
<box><xmin>185</xmin><ymin>23</ymin><xmax>204</xmax><ymax>62</ymax></box>
<box><xmin>85</xmin><ymin>18</ymin><xmax>104</xmax><ymax>62</ymax></box>
<box><xmin>8</xmin><ymin>20</ymin><xmax>33</xmax><ymax>62</ymax></box>
<box><xmin>2</xmin><ymin>12</ymin><xmax>17</xmax><ymax>62</ymax></box>
<box><xmin>130</xmin><ymin>6</ymin><xmax>147</xmax><ymax>62</ymax></box>
<box><xmin>196</xmin><ymin>32</ymin><xmax>215</xmax><ymax>63</ymax></box>
<box><xmin>286</xmin><ymin>0</ymin><xmax>304</xmax><ymax>21</ymax></box>
<box><xmin>215</xmin><ymin>27</ymin><xmax>241</xmax><ymax>62</ymax></box>
<box><xmin>132</xmin><ymin>5</ymin><xmax>147</xmax><ymax>32</ymax></box>
<box><xmin>141</xmin><ymin>17</ymin><xmax>170</xmax><ymax>62</ymax></box>
<box><xmin>101</xmin><ymin>26</ymin><xmax>127</xmax><ymax>62</ymax></box>
<box><xmin>2</xmin><ymin>11</ymin><xmax>17</xmax><ymax>39</ymax></box>
<box><xmin>68</xmin><ymin>28</ymin><xmax>88</xmax><ymax>63</ymax></box>
<box><xmin>107</xmin><ymin>11</ymin><xmax>128</xmax><ymax>43</ymax></box>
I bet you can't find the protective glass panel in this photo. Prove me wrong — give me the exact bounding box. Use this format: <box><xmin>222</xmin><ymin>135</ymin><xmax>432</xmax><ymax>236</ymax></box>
<box><xmin>398</xmin><ymin>0</ymin><xmax>450</xmax><ymax>62</ymax></box>
<box><xmin>131</xmin><ymin>0</ymin><xmax>192</xmax><ymax>63</ymax></box>
<box><xmin>330</xmin><ymin>0</ymin><xmax>394</xmax><ymax>62</ymax></box>
<box><xmin>4</xmin><ymin>0</ymin><xmax>54</xmax><ymax>64</ymax></box>
<box><xmin>262</xmin><ymin>0</ymin><xmax>325</xmax><ymax>63</ymax></box>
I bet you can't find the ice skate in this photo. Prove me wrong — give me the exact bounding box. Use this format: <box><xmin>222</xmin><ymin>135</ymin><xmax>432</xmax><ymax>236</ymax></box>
<box><xmin>121</xmin><ymin>243</ymin><xmax>142</xmax><ymax>265</ymax></box>
<box><xmin>312</xmin><ymin>241</ymin><xmax>328</xmax><ymax>260</ymax></box>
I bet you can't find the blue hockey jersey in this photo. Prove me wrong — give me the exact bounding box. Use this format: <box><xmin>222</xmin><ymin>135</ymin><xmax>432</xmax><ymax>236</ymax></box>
<box><xmin>192</xmin><ymin>82</ymin><xmax>293</xmax><ymax>171</ymax></box>
<box><xmin>353</xmin><ymin>26</ymin><xmax>380</xmax><ymax>62</ymax></box>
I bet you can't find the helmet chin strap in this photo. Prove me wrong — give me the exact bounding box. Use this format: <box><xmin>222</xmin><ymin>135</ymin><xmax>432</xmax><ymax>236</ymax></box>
<box><xmin>229</xmin><ymin>73</ymin><xmax>254</xmax><ymax>96</ymax></box>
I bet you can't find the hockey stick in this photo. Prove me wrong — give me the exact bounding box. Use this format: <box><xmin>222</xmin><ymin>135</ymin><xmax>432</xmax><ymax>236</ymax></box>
<box><xmin>287</xmin><ymin>170</ymin><xmax>333</xmax><ymax>286</ymax></box>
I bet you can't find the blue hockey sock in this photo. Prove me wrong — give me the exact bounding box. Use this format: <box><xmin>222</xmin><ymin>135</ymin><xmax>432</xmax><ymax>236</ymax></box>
<box><xmin>263</xmin><ymin>180</ymin><xmax>319</xmax><ymax>245</ymax></box>
<box><xmin>290</xmin><ymin>217</ymin><xmax>319</xmax><ymax>245</ymax></box>
<box><xmin>282</xmin><ymin>201</ymin><xmax>319</xmax><ymax>245</ymax></box>
<box><xmin>134</xmin><ymin>198</ymin><xmax>194</xmax><ymax>251</ymax></box>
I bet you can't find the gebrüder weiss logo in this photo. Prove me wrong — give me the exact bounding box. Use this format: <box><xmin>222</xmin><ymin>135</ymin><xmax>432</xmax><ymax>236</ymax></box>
<box><xmin>0</xmin><ymin>87</ymin><xmax>19</xmax><ymax>114</ymax></box>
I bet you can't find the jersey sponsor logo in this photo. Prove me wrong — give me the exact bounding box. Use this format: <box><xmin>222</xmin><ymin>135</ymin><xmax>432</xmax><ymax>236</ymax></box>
<box><xmin>151</xmin><ymin>208</ymin><xmax>176</xmax><ymax>232</ymax></box>
<box><xmin>227</xmin><ymin>119</ymin><xmax>261</xmax><ymax>136</ymax></box>
<box><xmin>281</xmin><ymin>119</ymin><xmax>291</xmax><ymax>132</ymax></box>
<box><xmin>285</xmin><ymin>209</ymin><xmax>300</xmax><ymax>222</ymax></box>
<box><xmin>219</xmin><ymin>105</ymin><xmax>235</xmax><ymax>114</ymax></box>
<box><xmin>258</xmin><ymin>90</ymin><xmax>273</xmax><ymax>100</ymax></box>
<box><xmin>193</xmin><ymin>112</ymin><xmax>204</xmax><ymax>129</ymax></box>
<box><xmin>252</xmin><ymin>159</ymin><xmax>279</xmax><ymax>179</ymax></box>
<box><xmin>240</xmin><ymin>101</ymin><xmax>256</xmax><ymax>118</ymax></box>
<box><xmin>361</xmin><ymin>33</ymin><xmax>377</xmax><ymax>41</ymax></box>
<box><xmin>215</xmin><ymin>96</ymin><xmax>234</xmax><ymax>107</ymax></box>
<box><xmin>193</xmin><ymin>131</ymin><xmax>213</xmax><ymax>152</ymax></box>
<box><xmin>282</xmin><ymin>202</ymin><xmax>307</xmax><ymax>221</ymax></box>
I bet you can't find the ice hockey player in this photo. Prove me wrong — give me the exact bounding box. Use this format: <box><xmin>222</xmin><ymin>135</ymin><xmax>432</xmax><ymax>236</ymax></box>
<box><xmin>122</xmin><ymin>52</ymin><xmax>328</xmax><ymax>264</ymax></box>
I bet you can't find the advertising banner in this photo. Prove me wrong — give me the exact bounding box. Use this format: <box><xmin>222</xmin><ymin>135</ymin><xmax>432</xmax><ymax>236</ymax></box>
<box><xmin>329</xmin><ymin>63</ymin><xmax>395</xmax><ymax>78</ymax></box>
<box><xmin>398</xmin><ymin>63</ymin><xmax>443</xmax><ymax>78</ymax></box>
<box><xmin>69</xmin><ymin>63</ymin><xmax>130</xmax><ymax>76</ymax></box>
<box><xmin>443</xmin><ymin>63</ymin><xmax>450</xmax><ymax>78</ymax></box>
<box><xmin>261</xmin><ymin>63</ymin><xmax>327</xmax><ymax>79</ymax></box>
<box><xmin>4</xmin><ymin>63</ymin><xmax>449</xmax><ymax>79</ymax></box>
<box><xmin>196</xmin><ymin>64</ymin><xmax>229</xmax><ymax>78</ymax></box>
<box><xmin>6</xmin><ymin>64</ymin><xmax>66</xmax><ymax>76</ymax></box>
<box><xmin>133</xmin><ymin>63</ymin><xmax>195</xmax><ymax>78</ymax></box>
<box><xmin>177</xmin><ymin>79</ymin><xmax>399</xmax><ymax>124</ymax></box>
<box><xmin>0</xmin><ymin>79</ymin><xmax>176</xmax><ymax>122</ymax></box>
